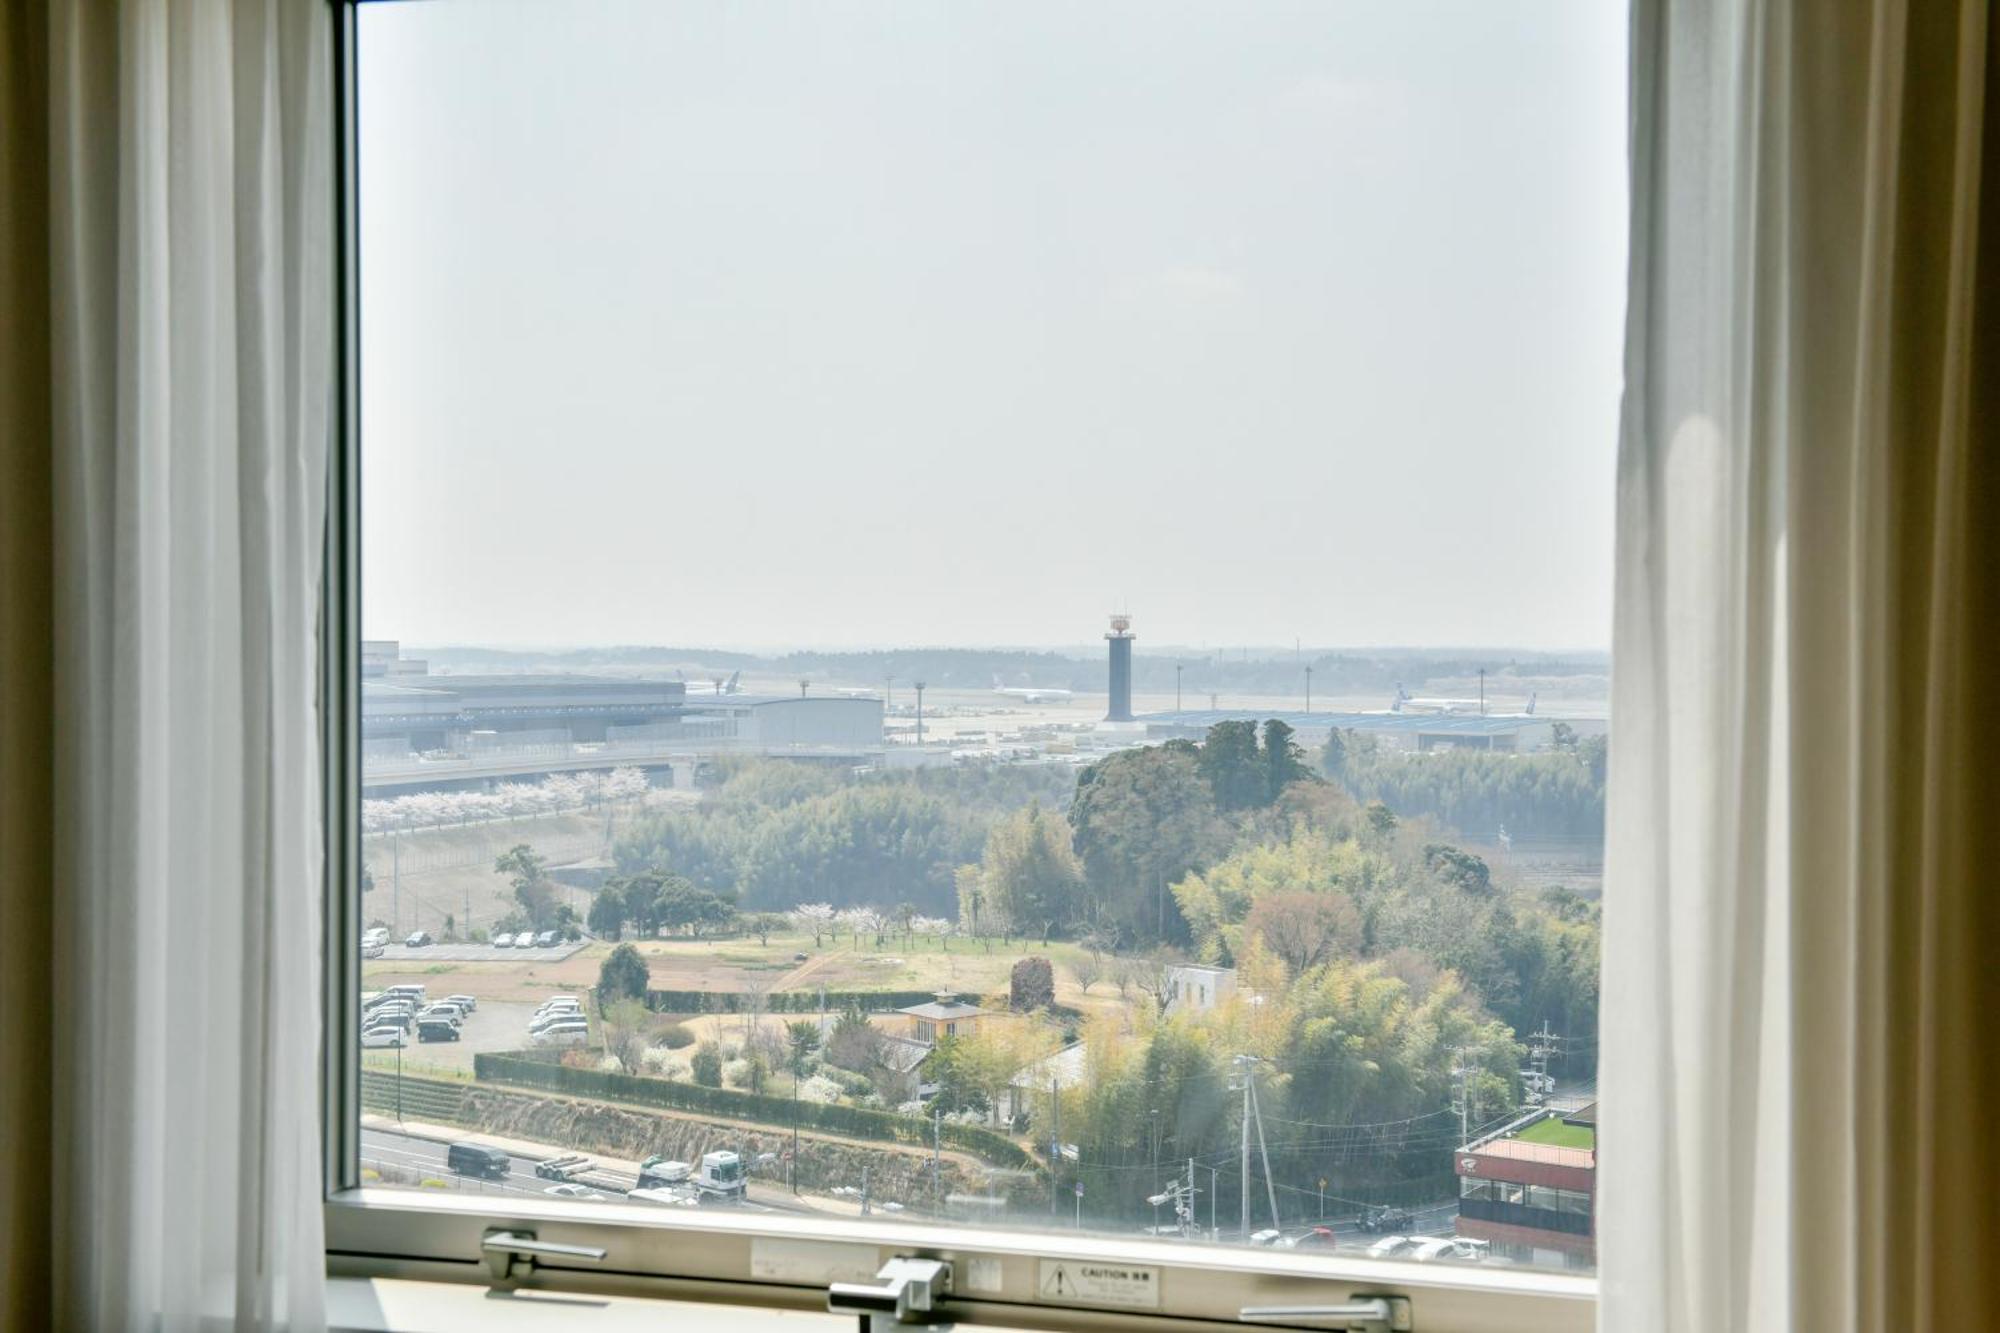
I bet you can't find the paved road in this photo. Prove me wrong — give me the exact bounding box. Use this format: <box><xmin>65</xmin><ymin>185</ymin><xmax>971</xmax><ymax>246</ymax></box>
<box><xmin>359</xmin><ymin>1126</ymin><xmax>804</xmax><ymax>1214</ymax></box>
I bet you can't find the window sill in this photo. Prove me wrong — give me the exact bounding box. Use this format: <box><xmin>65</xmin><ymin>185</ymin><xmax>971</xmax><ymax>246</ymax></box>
<box><xmin>328</xmin><ymin>1276</ymin><xmax>852</xmax><ymax>1333</ymax></box>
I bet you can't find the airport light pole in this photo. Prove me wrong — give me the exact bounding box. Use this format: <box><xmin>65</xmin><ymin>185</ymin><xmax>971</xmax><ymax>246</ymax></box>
<box><xmin>1304</xmin><ymin>664</ymin><xmax>1312</xmax><ymax>714</ymax></box>
<box><xmin>1175</xmin><ymin>664</ymin><xmax>1183</xmax><ymax>713</ymax></box>
<box><xmin>914</xmin><ymin>681</ymin><xmax>926</xmax><ymax>747</ymax></box>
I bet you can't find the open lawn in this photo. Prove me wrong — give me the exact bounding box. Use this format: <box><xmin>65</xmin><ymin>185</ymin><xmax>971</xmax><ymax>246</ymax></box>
<box><xmin>1513</xmin><ymin>1116</ymin><xmax>1595</xmax><ymax>1150</ymax></box>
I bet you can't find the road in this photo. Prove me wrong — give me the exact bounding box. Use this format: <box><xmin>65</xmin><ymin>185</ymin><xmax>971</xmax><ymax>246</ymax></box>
<box><xmin>359</xmin><ymin>1125</ymin><xmax>807</xmax><ymax>1214</ymax></box>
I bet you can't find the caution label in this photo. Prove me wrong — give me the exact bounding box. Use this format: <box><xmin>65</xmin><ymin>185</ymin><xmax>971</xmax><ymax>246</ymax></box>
<box><xmin>1036</xmin><ymin>1259</ymin><xmax>1160</xmax><ymax>1311</ymax></box>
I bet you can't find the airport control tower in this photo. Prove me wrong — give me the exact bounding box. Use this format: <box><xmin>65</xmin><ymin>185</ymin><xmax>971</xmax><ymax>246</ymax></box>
<box><xmin>1104</xmin><ymin>613</ymin><xmax>1135</xmax><ymax>722</ymax></box>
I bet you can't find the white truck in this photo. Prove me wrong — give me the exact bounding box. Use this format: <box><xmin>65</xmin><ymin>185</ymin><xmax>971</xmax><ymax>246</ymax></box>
<box><xmin>693</xmin><ymin>1150</ymin><xmax>746</xmax><ymax>1203</ymax></box>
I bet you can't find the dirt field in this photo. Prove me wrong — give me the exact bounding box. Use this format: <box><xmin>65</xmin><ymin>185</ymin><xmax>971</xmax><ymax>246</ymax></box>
<box><xmin>363</xmin><ymin>930</ymin><xmax>1136</xmax><ymax>1016</ymax></box>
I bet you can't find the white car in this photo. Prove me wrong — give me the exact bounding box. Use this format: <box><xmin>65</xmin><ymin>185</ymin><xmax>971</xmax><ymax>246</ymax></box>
<box><xmin>543</xmin><ymin>1183</ymin><xmax>604</xmax><ymax>1200</ymax></box>
<box><xmin>529</xmin><ymin>1011</ymin><xmax>581</xmax><ymax>1035</ymax></box>
<box><xmin>403</xmin><ymin>931</ymin><xmax>432</xmax><ymax>948</ymax></box>
<box><xmin>530</xmin><ymin>1022</ymin><xmax>589</xmax><ymax>1048</ymax></box>
<box><xmin>1365</xmin><ymin>1235</ymin><xmax>1415</xmax><ymax>1260</ymax></box>
<box><xmin>360</xmin><ymin>940</ymin><xmax>384</xmax><ymax>959</ymax></box>
<box><xmin>418</xmin><ymin>1004</ymin><xmax>465</xmax><ymax>1025</ymax></box>
<box><xmin>445</xmin><ymin>994</ymin><xmax>477</xmax><ymax>1012</ymax></box>
<box><xmin>491</xmin><ymin>933</ymin><xmax>514</xmax><ymax>948</ymax></box>
<box><xmin>360</xmin><ymin>1025</ymin><xmax>405</xmax><ymax>1049</ymax></box>
<box><xmin>363</xmin><ymin>926</ymin><xmax>390</xmax><ymax>948</ymax></box>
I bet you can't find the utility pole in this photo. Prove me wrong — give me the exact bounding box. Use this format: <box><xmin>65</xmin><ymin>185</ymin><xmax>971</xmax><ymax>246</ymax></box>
<box><xmin>1478</xmin><ymin>667</ymin><xmax>1486</xmax><ymax>716</ymax></box>
<box><xmin>1175</xmin><ymin>664</ymin><xmax>1183</xmax><ymax>713</ymax></box>
<box><xmin>1304</xmin><ymin>664</ymin><xmax>1312</xmax><ymax>713</ymax></box>
<box><xmin>1250</xmin><ymin>1072</ymin><xmax>1279</xmax><ymax>1229</ymax></box>
<box><xmin>1236</xmin><ymin>1055</ymin><xmax>1253</xmax><ymax>1240</ymax></box>
<box><xmin>860</xmin><ymin>1164</ymin><xmax>871</xmax><ymax>1216</ymax></box>
<box><xmin>1050</xmin><ymin>1076</ymin><xmax>1061</xmax><ymax>1216</ymax></box>
<box><xmin>392</xmin><ymin>830</ymin><xmax>401</xmax><ymax>937</ymax></box>
<box><xmin>914</xmin><ymin>681</ymin><xmax>927</xmax><ymax>747</ymax></box>
<box><xmin>1186</xmin><ymin>1158</ymin><xmax>1196</xmax><ymax>1239</ymax></box>
<box><xmin>932</xmin><ymin>1107</ymin><xmax>942</xmax><ymax>1215</ymax></box>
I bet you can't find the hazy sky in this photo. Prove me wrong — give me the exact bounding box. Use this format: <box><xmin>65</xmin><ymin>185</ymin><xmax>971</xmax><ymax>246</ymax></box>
<box><xmin>359</xmin><ymin>0</ymin><xmax>1627</xmax><ymax>652</ymax></box>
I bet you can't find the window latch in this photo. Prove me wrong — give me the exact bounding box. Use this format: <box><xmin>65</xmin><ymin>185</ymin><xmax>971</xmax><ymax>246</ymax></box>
<box><xmin>481</xmin><ymin>1227</ymin><xmax>608</xmax><ymax>1285</ymax></box>
<box><xmin>827</xmin><ymin>1256</ymin><xmax>952</xmax><ymax>1327</ymax></box>
<box><xmin>1239</xmin><ymin>1295</ymin><xmax>1412</xmax><ymax>1331</ymax></box>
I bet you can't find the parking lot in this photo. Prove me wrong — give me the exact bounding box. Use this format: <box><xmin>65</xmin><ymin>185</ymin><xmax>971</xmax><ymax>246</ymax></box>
<box><xmin>372</xmin><ymin>940</ymin><xmax>587</xmax><ymax>964</ymax></box>
<box><xmin>361</xmin><ymin>998</ymin><xmax>567</xmax><ymax>1074</ymax></box>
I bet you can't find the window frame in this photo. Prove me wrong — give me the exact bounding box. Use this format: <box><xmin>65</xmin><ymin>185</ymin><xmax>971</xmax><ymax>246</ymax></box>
<box><xmin>317</xmin><ymin>3</ymin><xmax>1601</xmax><ymax>1326</ymax></box>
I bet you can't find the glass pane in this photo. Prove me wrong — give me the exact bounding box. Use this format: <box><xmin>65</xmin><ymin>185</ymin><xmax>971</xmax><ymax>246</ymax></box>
<box><xmin>354</xmin><ymin>0</ymin><xmax>1620</xmax><ymax>1275</ymax></box>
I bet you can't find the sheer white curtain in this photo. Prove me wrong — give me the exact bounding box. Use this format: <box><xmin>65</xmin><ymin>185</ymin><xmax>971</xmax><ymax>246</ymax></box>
<box><xmin>47</xmin><ymin>2</ymin><xmax>333</xmax><ymax>1328</ymax></box>
<box><xmin>1604</xmin><ymin>2</ymin><xmax>1995</xmax><ymax>1331</ymax></box>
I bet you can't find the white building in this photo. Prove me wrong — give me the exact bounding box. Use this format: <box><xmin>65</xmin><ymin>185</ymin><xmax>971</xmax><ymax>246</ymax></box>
<box><xmin>1163</xmin><ymin>963</ymin><xmax>1237</xmax><ymax>1014</ymax></box>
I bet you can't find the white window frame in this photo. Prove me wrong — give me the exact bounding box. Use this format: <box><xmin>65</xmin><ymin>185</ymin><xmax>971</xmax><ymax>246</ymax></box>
<box><xmin>318</xmin><ymin>3</ymin><xmax>1600</xmax><ymax>1325</ymax></box>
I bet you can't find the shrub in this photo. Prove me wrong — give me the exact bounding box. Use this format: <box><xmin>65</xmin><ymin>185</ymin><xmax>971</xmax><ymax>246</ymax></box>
<box><xmin>653</xmin><ymin>1021</ymin><xmax>695</xmax><ymax>1050</ymax></box>
<box><xmin>691</xmin><ymin>1042</ymin><xmax>723</xmax><ymax>1088</ymax></box>
<box><xmin>1010</xmin><ymin>957</ymin><xmax>1054</xmax><ymax>1011</ymax></box>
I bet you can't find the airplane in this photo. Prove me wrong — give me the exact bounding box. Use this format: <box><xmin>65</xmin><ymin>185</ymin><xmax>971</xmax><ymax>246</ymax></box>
<box><xmin>1389</xmin><ymin>684</ymin><xmax>1483</xmax><ymax>715</ymax></box>
<box><xmin>993</xmin><ymin>675</ymin><xmax>1073</xmax><ymax>705</ymax></box>
<box><xmin>678</xmin><ymin>669</ymin><xmax>742</xmax><ymax>696</ymax></box>
<box><xmin>835</xmin><ymin>687</ymin><xmax>879</xmax><ymax>700</ymax></box>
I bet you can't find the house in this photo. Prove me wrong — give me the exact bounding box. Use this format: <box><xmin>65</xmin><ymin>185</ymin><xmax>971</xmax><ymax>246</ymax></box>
<box><xmin>1163</xmin><ymin>963</ymin><xmax>1236</xmax><ymax>1014</ymax></box>
<box><xmin>999</xmin><ymin>1041</ymin><xmax>1089</xmax><ymax>1124</ymax></box>
<box><xmin>894</xmin><ymin>991</ymin><xmax>989</xmax><ymax>1043</ymax></box>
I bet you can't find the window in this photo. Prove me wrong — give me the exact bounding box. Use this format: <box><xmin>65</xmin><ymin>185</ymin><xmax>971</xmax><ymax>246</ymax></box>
<box><xmin>330</xmin><ymin>0</ymin><xmax>1621</xmax><ymax>1324</ymax></box>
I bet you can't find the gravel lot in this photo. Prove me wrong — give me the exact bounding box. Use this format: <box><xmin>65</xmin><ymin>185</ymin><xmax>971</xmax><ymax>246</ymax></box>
<box><xmin>362</xmin><ymin>999</ymin><xmax>576</xmax><ymax>1075</ymax></box>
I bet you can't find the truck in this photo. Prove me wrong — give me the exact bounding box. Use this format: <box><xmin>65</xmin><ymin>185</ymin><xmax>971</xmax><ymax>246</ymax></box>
<box><xmin>693</xmin><ymin>1150</ymin><xmax>746</xmax><ymax>1203</ymax></box>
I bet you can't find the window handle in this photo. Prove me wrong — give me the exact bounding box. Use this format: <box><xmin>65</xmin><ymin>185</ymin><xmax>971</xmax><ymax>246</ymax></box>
<box><xmin>1239</xmin><ymin>1295</ymin><xmax>1412</xmax><ymax>1331</ymax></box>
<box><xmin>827</xmin><ymin>1257</ymin><xmax>951</xmax><ymax>1325</ymax></box>
<box><xmin>481</xmin><ymin>1227</ymin><xmax>608</xmax><ymax>1284</ymax></box>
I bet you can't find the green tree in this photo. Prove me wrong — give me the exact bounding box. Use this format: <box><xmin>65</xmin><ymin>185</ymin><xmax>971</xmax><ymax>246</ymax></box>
<box><xmin>1068</xmin><ymin>744</ymin><xmax>1230</xmax><ymax>945</ymax></box>
<box><xmin>496</xmin><ymin>844</ymin><xmax>557</xmax><ymax>931</ymax></box>
<box><xmin>924</xmin><ymin>1034</ymin><xmax>990</xmax><ymax>1116</ymax></box>
<box><xmin>587</xmin><ymin>882</ymin><xmax>627</xmax><ymax>940</ymax></box>
<box><xmin>785</xmin><ymin>1019</ymin><xmax>822</xmax><ymax>1076</ymax></box>
<box><xmin>597</xmin><ymin>941</ymin><xmax>651</xmax><ymax>1007</ymax></box>
<box><xmin>1365</xmin><ymin>800</ymin><xmax>1398</xmax><ymax>837</ymax></box>
<box><xmin>1321</xmin><ymin>727</ymin><xmax>1349</xmax><ymax>780</ymax></box>
<box><xmin>747</xmin><ymin>912</ymin><xmax>785</xmax><ymax>946</ymax></box>
<box><xmin>1197</xmin><ymin>720</ymin><xmax>1268</xmax><ymax>811</ymax></box>
<box><xmin>976</xmin><ymin>803</ymin><xmax>1085</xmax><ymax>942</ymax></box>
<box><xmin>1260</xmin><ymin>719</ymin><xmax>1315</xmax><ymax>801</ymax></box>
<box><xmin>691</xmin><ymin>1042</ymin><xmax>723</xmax><ymax>1088</ymax></box>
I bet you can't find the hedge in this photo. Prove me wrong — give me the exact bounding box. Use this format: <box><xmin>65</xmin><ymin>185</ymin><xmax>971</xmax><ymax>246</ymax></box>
<box><xmin>476</xmin><ymin>1052</ymin><xmax>1037</xmax><ymax>1171</ymax></box>
<box><xmin>645</xmin><ymin>988</ymin><xmax>942</xmax><ymax>1015</ymax></box>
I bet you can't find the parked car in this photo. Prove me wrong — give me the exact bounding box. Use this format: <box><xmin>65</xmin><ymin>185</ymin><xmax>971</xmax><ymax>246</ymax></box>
<box><xmin>792</xmin><ymin>952</ymin><xmax>809</xmax><ymax>963</ymax></box>
<box><xmin>446</xmin><ymin>1142</ymin><xmax>509</xmax><ymax>1180</ymax></box>
<box><xmin>490</xmin><ymin>933</ymin><xmax>514</xmax><ymax>948</ymax></box>
<box><xmin>535</xmin><ymin>930</ymin><xmax>559</xmax><ymax>948</ymax></box>
<box><xmin>360</xmin><ymin>1025</ymin><xmax>404</xmax><ymax>1049</ymax></box>
<box><xmin>1365</xmin><ymin>1235</ymin><xmax>1415</xmax><ymax>1260</ymax></box>
<box><xmin>363</xmin><ymin>926</ymin><xmax>390</xmax><ymax>947</ymax></box>
<box><xmin>417</xmin><ymin>1019</ymin><xmax>460</xmax><ymax>1043</ymax></box>
<box><xmin>529</xmin><ymin>1007</ymin><xmax>582</xmax><ymax>1033</ymax></box>
<box><xmin>418</xmin><ymin>1004</ymin><xmax>465</xmax><ymax>1024</ymax></box>
<box><xmin>370</xmin><ymin>1010</ymin><xmax>413</xmax><ymax>1032</ymax></box>
<box><xmin>360</xmin><ymin>940</ymin><xmax>385</xmax><ymax>959</ymax></box>
<box><xmin>386</xmin><ymin>984</ymin><xmax>427</xmax><ymax>1002</ymax></box>
<box><xmin>530</xmin><ymin>1022</ymin><xmax>589</xmax><ymax>1048</ymax></box>
<box><xmin>445</xmin><ymin>994</ymin><xmax>477</xmax><ymax>1012</ymax></box>
<box><xmin>403</xmin><ymin>931</ymin><xmax>432</xmax><ymax>948</ymax></box>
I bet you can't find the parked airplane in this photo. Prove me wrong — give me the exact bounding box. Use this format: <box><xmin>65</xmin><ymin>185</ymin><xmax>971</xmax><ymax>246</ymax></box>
<box><xmin>679</xmin><ymin>669</ymin><xmax>742</xmax><ymax>696</ymax></box>
<box><xmin>993</xmin><ymin>675</ymin><xmax>1073</xmax><ymax>705</ymax></box>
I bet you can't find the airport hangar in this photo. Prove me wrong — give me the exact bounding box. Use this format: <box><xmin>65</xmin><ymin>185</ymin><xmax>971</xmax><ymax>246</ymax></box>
<box><xmin>1135</xmin><ymin>708</ymin><xmax>1605</xmax><ymax>753</ymax></box>
<box><xmin>360</xmin><ymin>675</ymin><xmax>885</xmax><ymax>796</ymax></box>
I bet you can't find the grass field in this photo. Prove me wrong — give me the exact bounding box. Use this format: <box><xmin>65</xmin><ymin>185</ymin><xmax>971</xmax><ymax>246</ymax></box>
<box><xmin>1514</xmin><ymin>1116</ymin><xmax>1595</xmax><ymax>1150</ymax></box>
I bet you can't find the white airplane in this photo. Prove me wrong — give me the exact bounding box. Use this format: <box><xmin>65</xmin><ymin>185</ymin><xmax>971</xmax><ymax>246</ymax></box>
<box><xmin>679</xmin><ymin>669</ymin><xmax>742</xmax><ymax>696</ymax></box>
<box><xmin>993</xmin><ymin>675</ymin><xmax>1073</xmax><ymax>705</ymax></box>
<box><xmin>835</xmin><ymin>687</ymin><xmax>879</xmax><ymax>700</ymax></box>
<box><xmin>1390</xmin><ymin>684</ymin><xmax>1482</xmax><ymax>715</ymax></box>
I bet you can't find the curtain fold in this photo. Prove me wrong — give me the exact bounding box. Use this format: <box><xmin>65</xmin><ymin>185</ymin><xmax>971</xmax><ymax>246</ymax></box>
<box><xmin>1604</xmin><ymin>2</ymin><xmax>1998</xmax><ymax>1330</ymax></box>
<box><xmin>48</xmin><ymin>2</ymin><xmax>333</xmax><ymax>1329</ymax></box>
